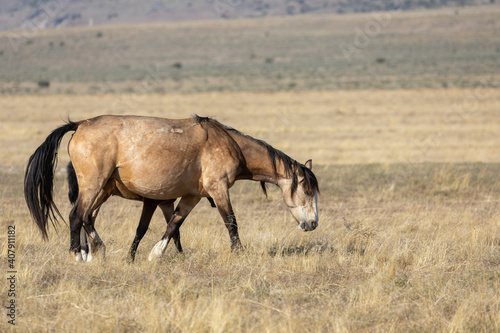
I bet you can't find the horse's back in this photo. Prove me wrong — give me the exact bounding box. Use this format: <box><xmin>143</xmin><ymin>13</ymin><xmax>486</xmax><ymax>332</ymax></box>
<box><xmin>69</xmin><ymin>115</ymin><xmax>244</xmax><ymax>199</ymax></box>
<box><xmin>70</xmin><ymin>115</ymin><xmax>205</xmax><ymax>159</ymax></box>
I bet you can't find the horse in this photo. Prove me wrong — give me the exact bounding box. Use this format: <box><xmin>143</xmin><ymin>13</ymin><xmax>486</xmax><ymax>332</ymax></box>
<box><xmin>24</xmin><ymin>115</ymin><xmax>319</xmax><ymax>262</ymax></box>
<box><xmin>68</xmin><ymin>123</ymin><xmax>319</xmax><ymax>262</ymax></box>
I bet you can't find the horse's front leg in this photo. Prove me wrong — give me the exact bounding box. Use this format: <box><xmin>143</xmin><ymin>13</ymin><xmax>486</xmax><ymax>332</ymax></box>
<box><xmin>158</xmin><ymin>200</ymin><xmax>180</xmax><ymax>252</ymax></box>
<box><xmin>148</xmin><ymin>196</ymin><xmax>201</xmax><ymax>261</ymax></box>
<box><xmin>160</xmin><ymin>197</ymin><xmax>216</xmax><ymax>254</ymax></box>
<box><xmin>210</xmin><ymin>188</ymin><xmax>242</xmax><ymax>251</ymax></box>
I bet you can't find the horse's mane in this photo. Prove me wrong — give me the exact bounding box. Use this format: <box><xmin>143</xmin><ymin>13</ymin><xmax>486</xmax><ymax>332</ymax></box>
<box><xmin>193</xmin><ymin>115</ymin><xmax>319</xmax><ymax>197</ymax></box>
<box><xmin>194</xmin><ymin>114</ymin><xmax>244</xmax><ymax>156</ymax></box>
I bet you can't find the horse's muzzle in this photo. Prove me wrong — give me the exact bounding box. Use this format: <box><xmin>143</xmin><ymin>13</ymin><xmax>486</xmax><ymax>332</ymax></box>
<box><xmin>299</xmin><ymin>220</ymin><xmax>317</xmax><ymax>232</ymax></box>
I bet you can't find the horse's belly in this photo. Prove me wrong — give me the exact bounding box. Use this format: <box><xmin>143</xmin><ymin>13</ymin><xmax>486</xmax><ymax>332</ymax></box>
<box><xmin>114</xmin><ymin>164</ymin><xmax>202</xmax><ymax>200</ymax></box>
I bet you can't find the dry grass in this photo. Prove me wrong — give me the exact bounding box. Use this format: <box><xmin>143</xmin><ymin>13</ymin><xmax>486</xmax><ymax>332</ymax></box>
<box><xmin>0</xmin><ymin>89</ymin><xmax>499</xmax><ymax>332</ymax></box>
<box><xmin>1</xmin><ymin>88</ymin><xmax>499</xmax><ymax>168</ymax></box>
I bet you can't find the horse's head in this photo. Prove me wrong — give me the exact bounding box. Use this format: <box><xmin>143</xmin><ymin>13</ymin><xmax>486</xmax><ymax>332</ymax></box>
<box><xmin>281</xmin><ymin>160</ymin><xmax>319</xmax><ymax>232</ymax></box>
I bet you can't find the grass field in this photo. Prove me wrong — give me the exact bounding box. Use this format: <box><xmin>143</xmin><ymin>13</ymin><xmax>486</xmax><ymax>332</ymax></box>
<box><xmin>0</xmin><ymin>87</ymin><xmax>499</xmax><ymax>332</ymax></box>
<box><xmin>1</xmin><ymin>4</ymin><xmax>500</xmax><ymax>332</ymax></box>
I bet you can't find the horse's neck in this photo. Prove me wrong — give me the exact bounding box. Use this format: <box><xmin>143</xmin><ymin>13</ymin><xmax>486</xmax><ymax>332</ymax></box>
<box><xmin>231</xmin><ymin>133</ymin><xmax>288</xmax><ymax>185</ymax></box>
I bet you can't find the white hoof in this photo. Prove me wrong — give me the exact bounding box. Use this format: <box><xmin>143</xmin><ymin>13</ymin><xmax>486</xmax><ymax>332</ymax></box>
<box><xmin>88</xmin><ymin>230</ymin><xmax>106</xmax><ymax>260</ymax></box>
<box><xmin>81</xmin><ymin>249</ymin><xmax>93</xmax><ymax>262</ymax></box>
<box><xmin>148</xmin><ymin>239</ymin><xmax>168</xmax><ymax>261</ymax></box>
<box><xmin>75</xmin><ymin>252</ymin><xmax>84</xmax><ymax>262</ymax></box>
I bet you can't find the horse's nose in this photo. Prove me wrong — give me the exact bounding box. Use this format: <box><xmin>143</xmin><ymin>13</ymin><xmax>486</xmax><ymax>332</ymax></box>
<box><xmin>310</xmin><ymin>220</ymin><xmax>317</xmax><ymax>230</ymax></box>
<box><xmin>299</xmin><ymin>221</ymin><xmax>317</xmax><ymax>231</ymax></box>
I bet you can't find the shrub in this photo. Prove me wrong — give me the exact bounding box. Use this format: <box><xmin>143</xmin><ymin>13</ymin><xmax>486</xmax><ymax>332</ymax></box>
<box><xmin>37</xmin><ymin>80</ymin><xmax>50</xmax><ymax>88</ymax></box>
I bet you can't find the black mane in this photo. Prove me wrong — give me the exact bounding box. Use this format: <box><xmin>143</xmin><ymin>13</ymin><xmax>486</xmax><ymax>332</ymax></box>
<box><xmin>192</xmin><ymin>115</ymin><xmax>319</xmax><ymax>197</ymax></box>
<box><xmin>193</xmin><ymin>115</ymin><xmax>212</xmax><ymax>124</ymax></box>
<box><xmin>223</xmin><ymin>125</ymin><xmax>319</xmax><ymax>197</ymax></box>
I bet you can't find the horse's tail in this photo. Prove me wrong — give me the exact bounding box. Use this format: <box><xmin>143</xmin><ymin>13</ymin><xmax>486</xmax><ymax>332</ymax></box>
<box><xmin>67</xmin><ymin>161</ymin><xmax>78</xmax><ymax>205</ymax></box>
<box><xmin>24</xmin><ymin>121</ymin><xmax>80</xmax><ymax>240</ymax></box>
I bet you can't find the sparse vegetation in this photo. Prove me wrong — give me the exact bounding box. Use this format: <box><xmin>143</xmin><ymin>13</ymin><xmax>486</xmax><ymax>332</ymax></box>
<box><xmin>0</xmin><ymin>6</ymin><xmax>499</xmax><ymax>94</ymax></box>
<box><xmin>0</xmin><ymin>4</ymin><xmax>499</xmax><ymax>332</ymax></box>
<box><xmin>0</xmin><ymin>89</ymin><xmax>499</xmax><ymax>332</ymax></box>
<box><xmin>37</xmin><ymin>79</ymin><xmax>50</xmax><ymax>88</ymax></box>
<box><xmin>0</xmin><ymin>162</ymin><xmax>498</xmax><ymax>332</ymax></box>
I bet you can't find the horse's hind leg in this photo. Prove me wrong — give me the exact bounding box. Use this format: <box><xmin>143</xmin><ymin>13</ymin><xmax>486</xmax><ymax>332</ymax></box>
<box><xmin>69</xmin><ymin>162</ymin><xmax>114</xmax><ymax>262</ymax></box>
<box><xmin>79</xmin><ymin>180</ymin><xmax>116</xmax><ymax>261</ymax></box>
<box><xmin>69</xmin><ymin>196</ymin><xmax>97</xmax><ymax>262</ymax></box>
<box><xmin>128</xmin><ymin>199</ymin><xmax>164</xmax><ymax>263</ymax></box>
<box><xmin>80</xmin><ymin>227</ymin><xmax>90</xmax><ymax>261</ymax></box>
<box><xmin>148</xmin><ymin>196</ymin><xmax>201</xmax><ymax>261</ymax></box>
<box><xmin>80</xmin><ymin>207</ymin><xmax>106</xmax><ymax>262</ymax></box>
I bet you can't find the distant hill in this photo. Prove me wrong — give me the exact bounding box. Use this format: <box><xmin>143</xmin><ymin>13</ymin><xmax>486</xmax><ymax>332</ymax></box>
<box><xmin>1</xmin><ymin>4</ymin><xmax>499</xmax><ymax>95</ymax></box>
<box><xmin>0</xmin><ymin>0</ymin><xmax>495</xmax><ymax>31</ymax></box>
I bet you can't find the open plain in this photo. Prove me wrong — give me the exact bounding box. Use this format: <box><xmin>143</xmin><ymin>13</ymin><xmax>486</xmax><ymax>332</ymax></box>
<box><xmin>1</xmin><ymin>4</ymin><xmax>500</xmax><ymax>333</ymax></box>
<box><xmin>1</xmin><ymin>89</ymin><xmax>499</xmax><ymax>332</ymax></box>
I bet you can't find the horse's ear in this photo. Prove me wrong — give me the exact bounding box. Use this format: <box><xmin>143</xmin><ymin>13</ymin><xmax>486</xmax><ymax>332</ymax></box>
<box><xmin>293</xmin><ymin>160</ymin><xmax>304</xmax><ymax>177</ymax></box>
<box><xmin>305</xmin><ymin>159</ymin><xmax>312</xmax><ymax>170</ymax></box>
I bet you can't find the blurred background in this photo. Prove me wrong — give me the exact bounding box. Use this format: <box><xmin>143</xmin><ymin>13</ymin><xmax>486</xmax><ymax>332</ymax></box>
<box><xmin>1</xmin><ymin>0</ymin><xmax>499</xmax><ymax>95</ymax></box>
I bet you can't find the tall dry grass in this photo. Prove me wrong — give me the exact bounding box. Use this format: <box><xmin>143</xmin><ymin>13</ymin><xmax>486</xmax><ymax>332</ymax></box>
<box><xmin>1</xmin><ymin>165</ymin><xmax>499</xmax><ymax>332</ymax></box>
<box><xmin>0</xmin><ymin>89</ymin><xmax>499</xmax><ymax>332</ymax></box>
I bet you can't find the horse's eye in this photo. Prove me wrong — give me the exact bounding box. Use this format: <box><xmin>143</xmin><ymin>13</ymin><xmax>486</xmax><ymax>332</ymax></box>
<box><xmin>299</xmin><ymin>179</ymin><xmax>305</xmax><ymax>184</ymax></box>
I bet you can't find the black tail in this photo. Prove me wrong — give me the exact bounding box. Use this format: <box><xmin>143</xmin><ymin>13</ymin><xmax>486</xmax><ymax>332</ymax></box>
<box><xmin>67</xmin><ymin>161</ymin><xmax>78</xmax><ymax>205</ymax></box>
<box><xmin>24</xmin><ymin>121</ymin><xmax>80</xmax><ymax>240</ymax></box>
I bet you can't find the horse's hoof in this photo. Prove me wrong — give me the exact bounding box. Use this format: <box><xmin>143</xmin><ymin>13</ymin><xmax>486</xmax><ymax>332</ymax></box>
<box><xmin>81</xmin><ymin>250</ymin><xmax>88</xmax><ymax>262</ymax></box>
<box><xmin>81</xmin><ymin>249</ymin><xmax>93</xmax><ymax>262</ymax></box>
<box><xmin>148</xmin><ymin>239</ymin><xmax>168</xmax><ymax>261</ymax></box>
<box><xmin>72</xmin><ymin>251</ymin><xmax>84</xmax><ymax>262</ymax></box>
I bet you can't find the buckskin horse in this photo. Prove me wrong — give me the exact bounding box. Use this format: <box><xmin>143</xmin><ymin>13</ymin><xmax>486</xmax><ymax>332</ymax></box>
<box><xmin>24</xmin><ymin>115</ymin><xmax>319</xmax><ymax>262</ymax></box>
